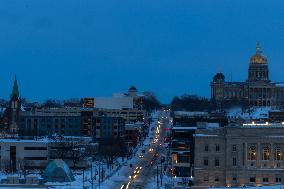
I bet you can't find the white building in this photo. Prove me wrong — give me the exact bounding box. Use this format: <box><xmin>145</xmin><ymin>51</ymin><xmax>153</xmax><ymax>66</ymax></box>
<box><xmin>0</xmin><ymin>139</ymin><xmax>48</xmax><ymax>171</ymax></box>
<box><xmin>94</xmin><ymin>94</ymin><xmax>134</xmax><ymax>110</ymax></box>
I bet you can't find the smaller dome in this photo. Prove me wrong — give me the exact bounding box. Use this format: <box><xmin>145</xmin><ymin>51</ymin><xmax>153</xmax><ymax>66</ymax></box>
<box><xmin>213</xmin><ymin>73</ymin><xmax>225</xmax><ymax>82</ymax></box>
<box><xmin>129</xmin><ymin>86</ymin><xmax>137</xmax><ymax>91</ymax></box>
<box><xmin>250</xmin><ymin>42</ymin><xmax>267</xmax><ymax>64</ymax></box>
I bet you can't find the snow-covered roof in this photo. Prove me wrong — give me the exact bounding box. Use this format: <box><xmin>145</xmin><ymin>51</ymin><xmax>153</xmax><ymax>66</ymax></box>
<box><xmin>174</xmin><ymin>111</ymin><xmax>209</xmax><ymax>117</ymax></box>
<box><xmin>0</xmin><ymin>138</ymin><xmax>48</xmax><ymax>143</ymax></box>
<box><xmin>172</xmin><ymin>127</ymin><xmax>197</xmax><ymax>130</ymax></box>
<box><xmin>194</xmin><ymin>134</ymin><xmax>219</xmax><ymax>137</ymax></box>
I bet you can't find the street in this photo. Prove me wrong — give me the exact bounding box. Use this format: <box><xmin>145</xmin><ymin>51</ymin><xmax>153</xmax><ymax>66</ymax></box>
<box><xmin>119</xmin><ymin>110</ymin><xmax>171</xmax><ymax>189</ymax></box>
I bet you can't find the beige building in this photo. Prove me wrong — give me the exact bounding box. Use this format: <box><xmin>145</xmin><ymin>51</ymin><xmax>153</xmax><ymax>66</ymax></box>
<box><xmin>211</xmin><ymin>43</ymin><xmax>284</xmax><ymax>108</ymax></box>
<box><xmin>102</xmin><ymin>108</ymin><xmax>145</xmax><ymax>123</ymax></box>
<box><xmin>194</xmin><ymin>124</ymin><xmax>284</xmax><ymax>187</ymax></box>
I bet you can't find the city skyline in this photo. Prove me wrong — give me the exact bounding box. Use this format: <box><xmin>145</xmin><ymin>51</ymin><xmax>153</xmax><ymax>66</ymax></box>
<box><xmin>1</xmin><ymin>0</ymin><xmax>284</xmax><ymax>103</ymax></box>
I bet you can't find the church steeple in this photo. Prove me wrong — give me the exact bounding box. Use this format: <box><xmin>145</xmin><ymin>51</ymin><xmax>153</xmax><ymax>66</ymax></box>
<box><xmin>11</xmin><ymin>75</ymin><xmax>19</xmax><ymax>98</ymax></box>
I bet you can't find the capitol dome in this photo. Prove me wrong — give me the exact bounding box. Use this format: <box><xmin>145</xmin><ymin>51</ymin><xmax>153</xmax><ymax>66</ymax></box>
<box><xmin>250</xmin><ymin>43</ymin><xmax>267</xmax><ymax>64</ymax></box>
<box><xmin>213</xmin><ymin>72</ymin><xmax>225</xmax><ymax>82</ymax></box>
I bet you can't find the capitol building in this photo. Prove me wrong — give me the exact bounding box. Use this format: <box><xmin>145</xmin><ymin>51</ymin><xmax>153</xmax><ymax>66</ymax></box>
<box><xmin>211</xmin><ymin>43</ymin><xmax>284</xmax><ymax>108</ymax></box>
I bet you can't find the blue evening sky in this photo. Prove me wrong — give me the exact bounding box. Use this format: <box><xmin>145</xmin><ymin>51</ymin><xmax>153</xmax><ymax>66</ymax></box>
<box><xmin>1</xmin><ymin>0</ymin><xmax>284</xmax><ymax>103</ymax></box>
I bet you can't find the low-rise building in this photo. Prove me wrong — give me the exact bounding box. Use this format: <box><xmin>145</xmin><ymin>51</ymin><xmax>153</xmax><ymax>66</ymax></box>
<box><xmin>0</xmin><ymin>139</ymin><xmax>48</xmax><ymax>171</ymax></box>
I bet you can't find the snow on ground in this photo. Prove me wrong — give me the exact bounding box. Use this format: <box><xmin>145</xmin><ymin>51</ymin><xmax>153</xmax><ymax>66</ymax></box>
<box><xmin>48</xmin><ymin>111</ymin><xmax>161</xmax><ymax>189</ymax></box>
<box><xmin>213</xmin><ymin>185</ymin><xmax>284</xmax><ymax>189</ymax></box>
<box><xmin>226</xmin><ymin>107</ymin><xmax>279</xmax><ymax>120</ymax></box>
<box><xmin>144</xmin><ymin>173</ymin><xmax>172</xmax><ymax>189</ymax></box>
<box><xmin>101</xmin><ymin>111</ymin><xmax>161</xmax><ymax>186</ymax></box>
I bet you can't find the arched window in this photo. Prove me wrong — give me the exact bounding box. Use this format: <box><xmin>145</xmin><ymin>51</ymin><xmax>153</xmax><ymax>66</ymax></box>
<box><xmin>248</xmin><ymin>146</ymin><xmax>256</xmax><ymax>160</ymax></box>
<box><xmin>262</xmin><ymin>146</ymin><xmax>270</xmax><ymax>161</ymax></box>
<box><xmin>275</xmin><ymin>147</ymin><xmax>282</xmax><ymax>161</ymax></box>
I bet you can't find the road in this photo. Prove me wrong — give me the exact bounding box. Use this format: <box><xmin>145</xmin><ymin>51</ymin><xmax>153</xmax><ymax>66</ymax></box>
<box><xmin>119</xmin><ymin>110</ymin><xmax>171</xmax><ymax>189</ymax></box>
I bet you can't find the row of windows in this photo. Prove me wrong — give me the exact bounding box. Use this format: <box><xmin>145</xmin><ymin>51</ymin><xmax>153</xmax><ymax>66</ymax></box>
<box><xmin>204</xmin><ymin>176</ymin><xmax>282</xmax><ymax>183</ymax></box>
<box><xmin>204</xmin><ymin>144</ymin><xmax>222</xmax><ymax>152</ymax></box>
<box><xmin>203</xmin><ymin>157</ymin><xmax>220</xmax><ymax>166</ymax></box>
<box><xmin>203</xmin><ymin>157</ymin><xmax>238</xmax><ymax>167</ymax></box>
<box><xmin>21</xmin><ymin>118</ymin><xmax>80</xmax><ymax>123</ymax></box>
<box><xmin>24</xmin><ymin>157</ymin><xmax>47</xmax><ymax>160</ymax></box>
<box><xmin>248</xmin><ymin>146</ymin><xmax>282</xmax><ymax>161</ymax></box>
<box><xmin>24</xmin><ymin>147</ymin><xmax>47</xmax><ymax>150</ymax></box>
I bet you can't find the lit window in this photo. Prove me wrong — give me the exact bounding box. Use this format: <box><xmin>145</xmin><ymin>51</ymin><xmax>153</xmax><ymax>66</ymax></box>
<box><xmin>262</xmin><ymin>146</ymin><xmax>270</xmax><ymax>161</ymax></box>
<box><xmin>275</xmin><ymin>147</ymin><xmax>282</xmax><ymax>161</ymax></box>
<box><xmin>248</xmin><ymin>146</ymin><xmax>256</xmax><ymax>160</ymax></box>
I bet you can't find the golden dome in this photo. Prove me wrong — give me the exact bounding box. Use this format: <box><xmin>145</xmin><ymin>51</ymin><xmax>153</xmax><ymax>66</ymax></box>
<box><xmin>250</xmin><ymin>42</ymin><xmax>267</xmax><ymax>64</ymax></box>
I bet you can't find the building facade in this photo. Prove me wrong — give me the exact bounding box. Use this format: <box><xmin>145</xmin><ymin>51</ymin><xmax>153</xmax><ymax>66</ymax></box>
<box><xmin>0</xmin><ymin>139</ymin><xmax>48</xmax><ymax>171</ymax></box>
<box><xmin>19</xmin><ymin>108</ymin><xmax>82</xmax><ymax>136</ymax></box>
<box><xmin>211</xmin><ymin>43</ymin><xmax>284</xmax><ymax>108</ymax></box>
<box><xmin>171</xmin><ymin>127</ymin><xmax>195</xmax><ymax>179</ymax></box>
<box><xmin>194</xmin><ymin>125</ymin><xmax>284</xmax><ymax>187</ymax></box>
<box><xmin>92</xmin><ymin>115</ymin><xmax>125</xmax><ymax>141</ymax></box>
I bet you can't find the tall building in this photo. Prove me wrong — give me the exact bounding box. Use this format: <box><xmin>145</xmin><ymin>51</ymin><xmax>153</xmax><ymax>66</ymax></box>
<box><xmin>8</xmin><ymin>75</ymin><xmax>21</xmax><ymax>133</ymax></box>
<box><xmin>211</xmin><ymin>43</ymin><xmax>284</xmax><ymax>108</ymax></box>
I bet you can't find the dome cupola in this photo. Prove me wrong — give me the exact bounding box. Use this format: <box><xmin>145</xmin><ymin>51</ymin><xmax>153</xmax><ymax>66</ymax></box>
<box><xmin>250</xmin><ymin>42</ymin><xmax>267</xmax><ymax>64</ymax></box>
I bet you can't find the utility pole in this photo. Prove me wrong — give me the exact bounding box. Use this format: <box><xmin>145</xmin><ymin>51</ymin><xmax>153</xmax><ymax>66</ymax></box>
<box><xmin>157</xmin><ymin>165</ymin><xmax>159</xmax><ymax>189</ymax></box>
<box><xmin>82</xmin><ymin>168</ymin><xmax>85</xmax><ymax>189</ymax></box>
<box><xmin>91</xmin><ymin>164</ymin><xmax>94</xmax><ymax>189</ymax></box>
<box><xmin>160</xmin><ymin>161</ymin><xmax>163</xmax><ymax>187</ymax></box>
<box><xmin>99</xmin><ymin>164</ymin><xmax>101</xmax><ymax>189</ymax></box>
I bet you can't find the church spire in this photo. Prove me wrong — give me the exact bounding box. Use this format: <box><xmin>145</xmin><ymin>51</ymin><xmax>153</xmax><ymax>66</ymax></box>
<box><xmin>11</xmin><ymin>75</ymin><xmax>19</xmax><ymax>98</ymax></box>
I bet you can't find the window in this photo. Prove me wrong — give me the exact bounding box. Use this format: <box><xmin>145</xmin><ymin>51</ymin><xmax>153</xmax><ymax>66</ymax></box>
<box><xmin>275</xmin><ymin>147</ymin><xmax>282</xmax><ymax>160</ymax></box>
<box><xmin>204</xmin><ymin>144</ymin><xmax>209</xmax><ymax>152</ymax></box>
<box><xmin>233</xmin><ymin>157</ymin><xmax>237</xmax><ymax>166</ymax></box>
<box><xmin>214</xmin><ymin>175</ymin><xmax>219</xmax><ymax>182</ymax></box>
<box><xmin>276</xmin><ymin>177</ymin><xmax>282</xmax><ymax>183</ymax></box>
<box><xmin>262</xmin><ymin>178</ymin><xmax>269</xmax><ymax>183</ymax></box>
<box><xmin>250</xmin><ymin>177</ymin><xmax>256</xmax><ymax>183</ymax></box>
<box><xmin>216</xmin><ymin>144</ymin><xmax>220</xmax><ymax>152</ymax></box>
<box><xmin>248</xmin><ymin>146</ymin><xmax>256</xmax><ymax>160</ymax></box>
<box><xmin>262</xmin><ymin>146</ymin><xmax>270</xmax><ymax>160</ymax></box>
<box><xmin>24</xmin><ymin>157</ymin><xmax>47</xmax><ymax>160</ymax></box>
<box><xmin>24</xmin><ymin>147</ymin><xmax>47</xmax><ymax>150</ymax></box>
<box><xmin>232</xmin><ymin>144</ymin><xmax>237</xmax><ymax>152</ymax></box>
<box><xmin>204</xmin><ymin>157</ymin><xmax>208</xmax><ymax>166</ymax></box>
<box><xmin>204</xmin><ymin>175</ymin><xmax>209</xmax><ymax>182</ymax></box>
<box><xmin>232</xmin><ymin>176</ymin><xmax>237</xmax><ymax>182</ymax></box>
<box><xmin>215</xmin><ymin>158</ymin><xmax>220</xmax><ymax>167</ymax></box>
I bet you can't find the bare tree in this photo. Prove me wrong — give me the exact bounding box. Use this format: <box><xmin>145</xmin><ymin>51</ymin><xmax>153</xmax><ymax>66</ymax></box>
<box><xmin>49</xmin><ymin>136</ymin><xmax>91</xmax><ymax>169</ymax></box>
